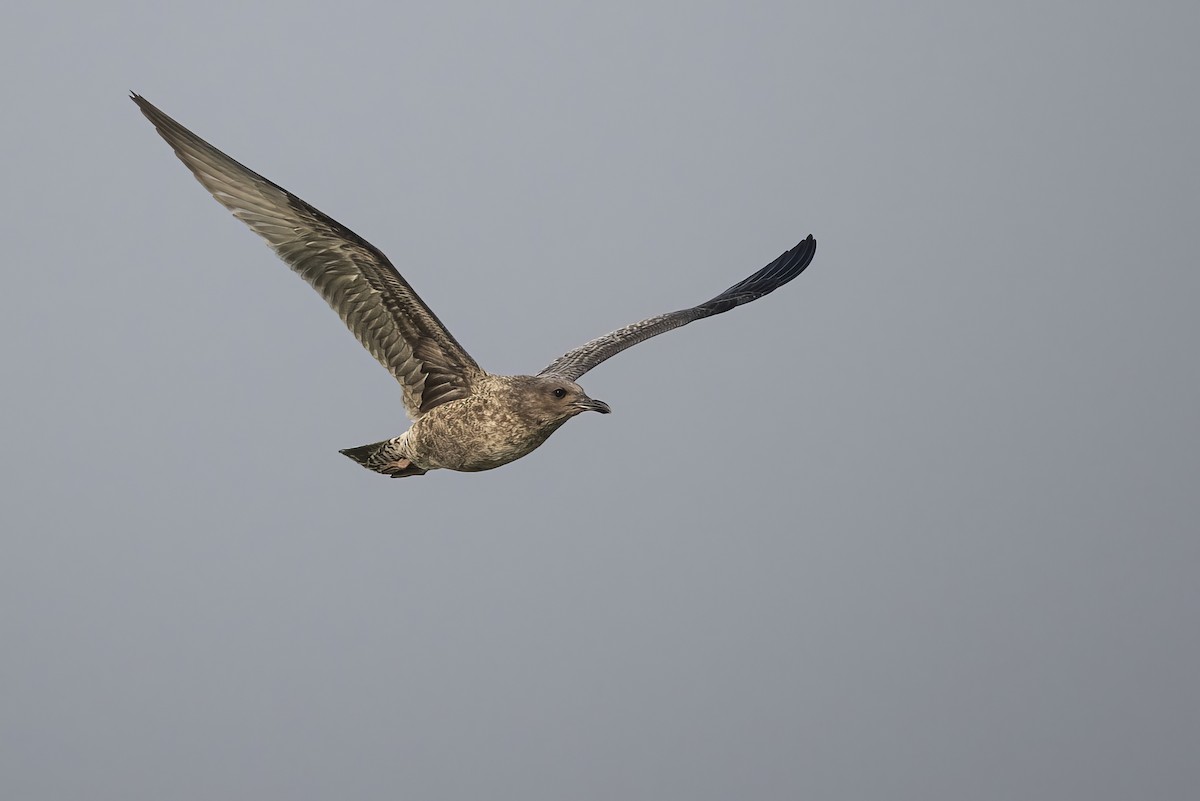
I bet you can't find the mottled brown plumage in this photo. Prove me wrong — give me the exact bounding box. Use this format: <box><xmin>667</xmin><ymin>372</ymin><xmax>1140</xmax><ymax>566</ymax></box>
<box><xmin>133</xmin><ymin>94</ymin><xmax>815</xmax><ymax>477</ymax></box>
<box><xmin>339</xmin><ymin>376</ymin><xmax>609</xmax><ymax>477</ymax></box>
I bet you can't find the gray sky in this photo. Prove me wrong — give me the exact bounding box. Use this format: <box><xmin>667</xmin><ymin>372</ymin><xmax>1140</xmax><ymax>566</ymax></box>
<box><xmin>2</xmin><ymin>1</ymin><xmax>1197</xmax><ymax>799</ymax></box>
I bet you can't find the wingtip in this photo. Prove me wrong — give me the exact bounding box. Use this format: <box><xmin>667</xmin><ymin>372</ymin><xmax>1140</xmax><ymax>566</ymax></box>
<box><xmin>791</xmin><ymin>233</ymin><xmax>817</xmax><ymax>267</ymax></box>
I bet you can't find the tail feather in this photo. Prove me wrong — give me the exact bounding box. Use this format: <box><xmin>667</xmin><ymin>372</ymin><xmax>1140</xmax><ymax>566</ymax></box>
<box><xmin>339</xmin><ymin>439</ymin><xmax>428</xmax><ymax>478</ymax></box>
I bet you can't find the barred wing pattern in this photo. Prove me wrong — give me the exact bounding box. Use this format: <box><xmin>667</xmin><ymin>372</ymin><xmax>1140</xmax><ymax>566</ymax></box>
<box><xmin>133</xmin><ymin>94</ymin><xmax>485</xmax><ymax>418</ymax></box>
<box><xmin>539</xmin><ymin>235</ymin><xmax>816</xmax><ymax>381</ymax></box>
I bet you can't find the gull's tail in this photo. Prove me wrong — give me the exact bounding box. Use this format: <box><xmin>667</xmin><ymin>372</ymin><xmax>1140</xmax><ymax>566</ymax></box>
<box><xmin>339</xmin><ymin>438</ymin><xmax>428</xmax><ymax>478</ymax></box>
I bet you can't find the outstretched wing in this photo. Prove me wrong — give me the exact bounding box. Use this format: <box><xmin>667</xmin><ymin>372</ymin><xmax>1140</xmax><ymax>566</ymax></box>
<box><xmin>133</xmin><ymin>94</ymin><xmax>485</xmax><ymax>418</ymax></box>
<box><xmin>539</xmin><ymin>235</ymin><xmax>816</xmax><ymax>381</ymax></box>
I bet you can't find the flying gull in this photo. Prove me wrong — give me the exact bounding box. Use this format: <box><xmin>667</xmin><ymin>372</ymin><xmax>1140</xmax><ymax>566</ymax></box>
<box><xmin>133</xmin><ymin>94</ymin><xmax>817</xmax><ymax>477</ymax></box>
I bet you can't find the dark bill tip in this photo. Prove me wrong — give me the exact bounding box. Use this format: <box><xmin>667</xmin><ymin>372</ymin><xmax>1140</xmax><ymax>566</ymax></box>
<box><xmin>576</xmin><ymin>398</ymin><xmax>611</xmax><ymax>414</ymax></box>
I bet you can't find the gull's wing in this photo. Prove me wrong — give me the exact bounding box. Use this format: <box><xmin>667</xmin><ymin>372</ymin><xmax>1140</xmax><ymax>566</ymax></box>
<box><xmin>132</xmin><ymin>94</ymin><xmax>485</xmax><ymax>418</ymax></box>
<box><xmin>538</xmin><ymin>235</ymin><xmax>816</xmax><ymax>381</ymax></box>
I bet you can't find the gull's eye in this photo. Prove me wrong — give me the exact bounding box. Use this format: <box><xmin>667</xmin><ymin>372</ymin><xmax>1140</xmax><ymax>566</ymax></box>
<box><xmin>553</xmin><ymin>388</ymin><xmax>567</xmax><ymax>398</ymax></box>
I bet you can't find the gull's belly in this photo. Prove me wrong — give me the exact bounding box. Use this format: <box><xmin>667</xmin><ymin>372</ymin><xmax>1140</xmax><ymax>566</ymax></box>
<box><xmin>407</xmin><ymin>400</ymin><xmax>566</xmax><ymax>472</ymax></box>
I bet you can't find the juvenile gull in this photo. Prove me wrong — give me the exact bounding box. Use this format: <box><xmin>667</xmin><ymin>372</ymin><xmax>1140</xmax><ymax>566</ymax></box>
<box><xmin>133</xmin><ymin>95</ymin><xmax>817</xmax><ymax>478</ymax></box>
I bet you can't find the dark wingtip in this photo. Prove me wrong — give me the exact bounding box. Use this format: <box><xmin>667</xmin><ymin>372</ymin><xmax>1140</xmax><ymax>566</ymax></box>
<box><xmin>697</xmin><ymin>233</ymin><xmax>817</xmax><ymax>315</ymax></box>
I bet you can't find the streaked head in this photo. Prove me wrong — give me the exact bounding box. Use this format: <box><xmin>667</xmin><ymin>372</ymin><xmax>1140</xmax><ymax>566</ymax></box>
<box><xmin>517</xmin><ymin>375</ymin><xmax>611</xmax><ymax>421</ymax></box>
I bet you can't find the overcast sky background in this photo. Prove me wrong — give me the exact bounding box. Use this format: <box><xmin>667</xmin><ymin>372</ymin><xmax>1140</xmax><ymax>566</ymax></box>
<box><xmin>2</xmin><ymin>2</ymin><xmax>1197</xmax><ymax>799</ymax></box>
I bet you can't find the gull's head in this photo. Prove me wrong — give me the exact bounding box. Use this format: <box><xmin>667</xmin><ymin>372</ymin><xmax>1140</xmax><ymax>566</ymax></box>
<box><xmin>520</xmin><ymin>375</ymin><xmax>611</xmax><ymax>421</ymax></box>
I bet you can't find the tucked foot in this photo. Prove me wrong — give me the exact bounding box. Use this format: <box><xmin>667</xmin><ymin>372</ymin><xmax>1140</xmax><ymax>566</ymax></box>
<box><xmin>382</xmin><ymin>458</ymin><xmax>428</xmax><ymax>478</ymax></box>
